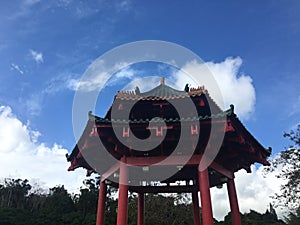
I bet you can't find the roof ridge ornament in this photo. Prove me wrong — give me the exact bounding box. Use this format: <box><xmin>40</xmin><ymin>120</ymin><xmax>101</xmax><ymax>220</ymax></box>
<box><xmin>189</xmin><ymin>85</ymin><xmax>207</xmax><ymax>94</ymax></box>
<box><xmin>160</xmin><ymin>77</ymin><xmax>165</xmax><ymax>85</ymax></box>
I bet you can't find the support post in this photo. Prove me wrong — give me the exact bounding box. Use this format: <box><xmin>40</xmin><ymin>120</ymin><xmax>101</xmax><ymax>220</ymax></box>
<box><xmin>96</xmin><ymin>180</ymin><xmax>107</xmax><ymax>225</ymax></box>
<box><xmin>137</xmin><ymin>193</ymin><xmax>145</xmax><ymax>225</ymax></box>
<box><xmin>227</xmin><ymin>178</ymin><xmax>242</xmax><ymax>225</ymax></box>
<box><xmin>198</xmin><ymin>169</ymin><xmax>214</xmax><ymax>225</ymax></box>
<box><xmin>117</xmin><ymin>157</ymin><xmax>129</xmax><ymax>225</ymax></box>
<box><xmin>192</xmin><ymin>191</ymin><xmax>201</xmax><ymax>225</ymax></box>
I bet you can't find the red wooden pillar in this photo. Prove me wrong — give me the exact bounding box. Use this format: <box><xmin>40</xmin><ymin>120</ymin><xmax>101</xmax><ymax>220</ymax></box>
<box><xmin>192</xmin><ymin>191</ymin><xmax>201</xmax><ymax>225</ymax></box>
<box><xmin>96</xmin><ymin>181</ymin><xmax>107</xmax><ymax>225</ymax></box>
<box><xmin>227</xmin><ymin>178</ymin><xmax>242</xmax><ymax>225</ymax></box>
<box><xmin>198</xmin><ymin>169</ymin><xmax>214</xmax><ymax>225</ymax></box>
<box><xmin>117</xmin><ymin>157</ymin><xmax>129</xmax><ymax>225</ymax></box>
<box><xmin>137</xmin><ymin>193</ymin><xmax>145</xmax><ymax>225</ymax></box>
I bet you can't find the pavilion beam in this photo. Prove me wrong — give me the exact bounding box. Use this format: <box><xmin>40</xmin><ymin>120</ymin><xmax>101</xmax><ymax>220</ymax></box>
<box><xmin>192</xmin><ymin>191</ymin><xmax>201</xmax><ymax>225</ymax></box>
<box><xmin>126</xmin><ymin>155</ymin><xmax>233</xmax><ymax>179</ymax></box>
<box><xmin>210</xmin><ymin>161</ymin><xmax>233</xmax><ymax>179</ymax></box>
<box><xmin>137</xmin><ymin>193</ymin><xmax>145</xmax><ymax>225</ymax></box>
<box><xmin>117</xmin><ymin>157</ymin><xmax>129</xmax><ymax>225</ymax></box>
<box><xmin>96</xmin><ymin>181</ymin><xmax>107</xmax><ymax>225</ymax></box>
<box><xmin>129</xmin><ymin>185</ymin><xmax>197</xmax><ymax>193</ymax></box>
<box><xmin>198</xmin><ymin>168</ymin><xmax>214</xmax><ymax>225</ymax></box>
<box><xmin>227</xmin><ymin>178</ymin><xmax>242</xmax><ymax>225</ymax></box>
<box><xmin>100</xmin><ymin>162</ymin><xmax>120</xmax><ymax>182</ymax></box>
<box><xmin>126</xmin><ymin>154</ymin><xmax>202</xmax><ymax>166</ymax></box>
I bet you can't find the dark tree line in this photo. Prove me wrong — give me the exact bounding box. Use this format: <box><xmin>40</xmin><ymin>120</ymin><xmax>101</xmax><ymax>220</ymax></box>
<box><xmin>0</xmin><ymin>178</ymin><xmax>99</xmax><ymax>225</ymax></box>
<box><xmin>0</xmin><ymin>177</ymin><xmax>294</xmax><ymax>225</ymax></box>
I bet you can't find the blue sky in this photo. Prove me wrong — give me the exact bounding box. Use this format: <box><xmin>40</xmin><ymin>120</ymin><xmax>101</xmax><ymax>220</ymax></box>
<box><xmin>0</xmin><ymin>0</ymin><xmax>299</xmax><ymax>220</ymax></box>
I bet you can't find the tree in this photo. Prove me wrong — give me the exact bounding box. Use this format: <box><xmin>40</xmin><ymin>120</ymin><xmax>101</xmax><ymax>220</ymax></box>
<box><xmin>286</xmin><ymin>207</ymin><xmax>300</xmax><ymax>225</ymax></box>
<box><xmin>0</xmin><ymin>178</ymin><xmax>31</xmax><ymax>209</ymax></box>
<box><xmin>75</xmin><ymin>178</ymin><xmax>99</xmax><ymax>225</ymax></box>
<box><xmin>127</xmin><ymin>194</ymin><xmax>194</xmax><ymax>225</ymax></box>
<box><xmin>36</xmin><ymin>185</ymin><xmax>76</xmax><ymax>225</ymax></box>
<box><xmin>266</xmin><ymin>124</ymin><xmax>300</xmax><ymax>211</ymax></box>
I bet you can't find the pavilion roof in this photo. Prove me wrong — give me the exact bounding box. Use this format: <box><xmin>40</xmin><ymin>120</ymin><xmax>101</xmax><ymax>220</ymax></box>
<box><xmin>91</xmin><ymin>108</ymin><xmax>232</xmax><ymax>124</ymax></box>
<box><xmin>67</xmin><ymin>79</ymin><xmax>272</xmax><ymax>184</ymax></box>
<box><xmin>115</xmin><ymin>83</ymin><xmax>208</xmax><ymax>101</ymax></box>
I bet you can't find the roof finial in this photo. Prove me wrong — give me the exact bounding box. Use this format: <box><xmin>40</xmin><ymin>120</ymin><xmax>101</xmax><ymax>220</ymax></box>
<box><xmin>160</xmin><ymin>77</ymin><xmax>165</xmax><ymax>85</ymax></box>
<box><xmin>135</xmin><ymin>86</ymin><xmax>140</xmax><ymax>95</ymax></box>
<box><xmin>184</xmin><ymin>84</ymin><xmax>190</xmax><ymax>92</ymax></box>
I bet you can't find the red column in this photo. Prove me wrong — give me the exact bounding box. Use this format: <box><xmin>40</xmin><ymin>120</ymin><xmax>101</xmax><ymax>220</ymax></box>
<box><xmin>137</xmin><ymin>193</ymin><xmax>145</xmax><ymax>225</ymax></box>
<box><xmin>117</xmin><ymin>157</ymin><xmax>129</xmax><ymax>225</ymax></box>
<box><xmin>96</xmin><ymin>181</ymin><xmax>107</xmax><ymax>225</ymax></box>
<box><xmin>192</xmin><ymin>191</ymin><xmax>201</xmax><ymax>225</ymax></box>
<box><xmin>227</xmin><ymin>178</ymin><xmax>242</xmax><ymax>225</ymax></box>
<box><xmin>198</xmin><ymin>169</ymin><xmax>214</xmax><ymax>225</ymax></box>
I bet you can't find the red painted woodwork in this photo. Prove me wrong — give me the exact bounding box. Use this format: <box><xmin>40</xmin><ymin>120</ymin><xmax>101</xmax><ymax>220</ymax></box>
<box><xmin>191</xmin><ymin>124</ymin><xmax>199</xmax><ymax>135</ymax></box>
<box><xmin>126</xmin><ymin>154</ymin><xmax>233</xmax><ymax>180</ymax></box>
<box><xmin>227</xmin><ymin>178</ymin><xmax>242</xmax><ymax>225</ymax></box>
<box><xmin>122</xmin><ymin>127</ymin><xmax>130</xmax><ymax>137</ymax></box>
<box><xmin>137</xmin><ymin>193</ymin><xmax>145</xmax><ymax>225</ymax></box>
<box><xmin>129</xmin><ymin>185</ymin><xmax>197</xmax><ymax>194</ymax></box>
<box><xmin>96</xmin><ymin>181</ymin><xmax>107</xmax><ymax>225</ymax></box>
<box><xmin>117</xmin><ymin>158</ymin><xmax>129</xmax><ymax>225</ymax></box>
<box><xmin>100</xmin><ymin>162</ymin><xmax>120</xmax><ymax>182</ymax></box>
<box><xmin>198</xmin><ymin>169</ymin><xmax>214</xmax><ymax>225</ymax></box>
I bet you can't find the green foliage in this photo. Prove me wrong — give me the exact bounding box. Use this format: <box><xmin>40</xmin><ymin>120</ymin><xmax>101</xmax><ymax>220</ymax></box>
<box><xmin>265</xmin><ymin>124</ymin><xmax>300</xmax><ymax>211</ymax></box>
<box><xmin>285</xmin><ymin>207</ymin><xmax>300</xmax><ymax>225</ymax></box>
<box><xmin>0</xmin><ymin>177</ymin><xmax>292</xmax><ymax>225</ymax></box>
<box><xmin>128</xmin><ymin>194</ymin><xmax>193</xmax><ymax>225</ymax></box>
<box><xmin>0</xmin><ymin>178</ymin><xmax>31</xmax><ymax>209</ymax></box>
<box><xmin>216</xmin><ymin>207</ymin><xmax>285</xmax><ymax>225</ymax></box>
<box><xmin>0</xmin><ymin>178</ymin><xmax>101</xmax><ymax>225</ymax></box>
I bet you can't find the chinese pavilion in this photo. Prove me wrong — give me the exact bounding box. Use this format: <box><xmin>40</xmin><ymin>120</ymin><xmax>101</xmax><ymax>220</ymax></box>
<box><xmin>67</xmin><ymin>78</ymin><xmax>271</xmax><ymax>225</ymax></box>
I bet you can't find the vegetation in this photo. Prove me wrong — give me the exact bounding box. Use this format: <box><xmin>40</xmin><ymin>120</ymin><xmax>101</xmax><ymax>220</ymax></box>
<box><xmin>0</xmin><ymin>177</ymin><xmax>297</xmax><ymax>225</ymax></box>
<box><xmin>265</xmin><ymin>124</ymin><xmax>300</xmax><ymax>215</ymax></box>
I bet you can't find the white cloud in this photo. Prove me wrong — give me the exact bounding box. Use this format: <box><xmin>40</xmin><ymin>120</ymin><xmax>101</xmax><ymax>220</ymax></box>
<box><xmin>70</xmin><ymin>57</ymin><xmax>255</xmax><ymax>120</ymax></box>
<box><xmin>288</xmin><ymin>95</ymin><xmax>300</xmax><ymax>117</ymax></box>
<box><xmin>66</xmin><ymin>56</ymin><xmax>255</xmax><ymax>121</ymax></box>
<box><xmin>171</xmin><ymin>57</ymin><xmax>255</xmax><ymax>120</ymax></box>
<box><xmin>211</xmin><ymin>165</ymin><xmax>286</xmax><ymax>221</ymax></box>
<box><xmin>30</xmin><ymin>49</ymin><xmax>43</xmax><ymax>63</ymax></box>
<box><xmin>123</xmin><ymin>76</ymin><xmax>161</xmax><ymax>92</ymax></box>
<box><xmin>67</xmin><ymin>60</ymin><xmax>130</xmax><ymax>92</ymax></box>
<box><xmin>206</xmin><ymin>57</ymin><xmax>255</xmax><ymax>119</ymax></box>
<box><xmin>25</xmin><ymin>94</ymin><xmax>43</xmax><ymax>116</ymax></box>
<box><xmin>8</xmin><ymin>0</ymin><xmax>41</xmax><ymax>19</ymax></box>
<box><xmin>0</xmin><ymin>105</ymin><xmax>86</xmax><ymax>193</ymax></box>
<box><xmin>115</xmin><ymin>0</ymin><xmax>132</xmax><ymax>12</ymax></box>
<box><xmin>24</xmin><ymin>0</ymin><xmax>41</xmax><ymax>5</ymax></box>
<box><xmin>10</xmin><ymin>63</ymin><xmax>24</xmax><ymax>75</ymax></box>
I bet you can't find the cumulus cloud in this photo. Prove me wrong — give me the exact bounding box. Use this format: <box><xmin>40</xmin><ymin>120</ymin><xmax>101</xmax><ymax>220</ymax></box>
<box><xmin>30</xmin><ymin>49</ymin><xmax>43</xmax><ymax>63</ymax></box>
<box><xmin>211</xmin><ymin>165</ymin><xmax>286</xmax><ymax>221</ymax></box>
<box><xmin>171</xmin><ymin>57</ymin><xmax>255</xmax><ymax>120</ymax></box>
<box><xmin>69</xmin><ymin>57</ymin><xmax>255</xmax><ymax>120</ymax></box>
<box><xmin>206</xmin><ymin>57</ymin><xmax>255</xmax><ymax>119</ymax></box>
<box><xmin>0</xmin><ymin>105</ymin><xmax>86</xmax><ymax>193</ymax></box>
